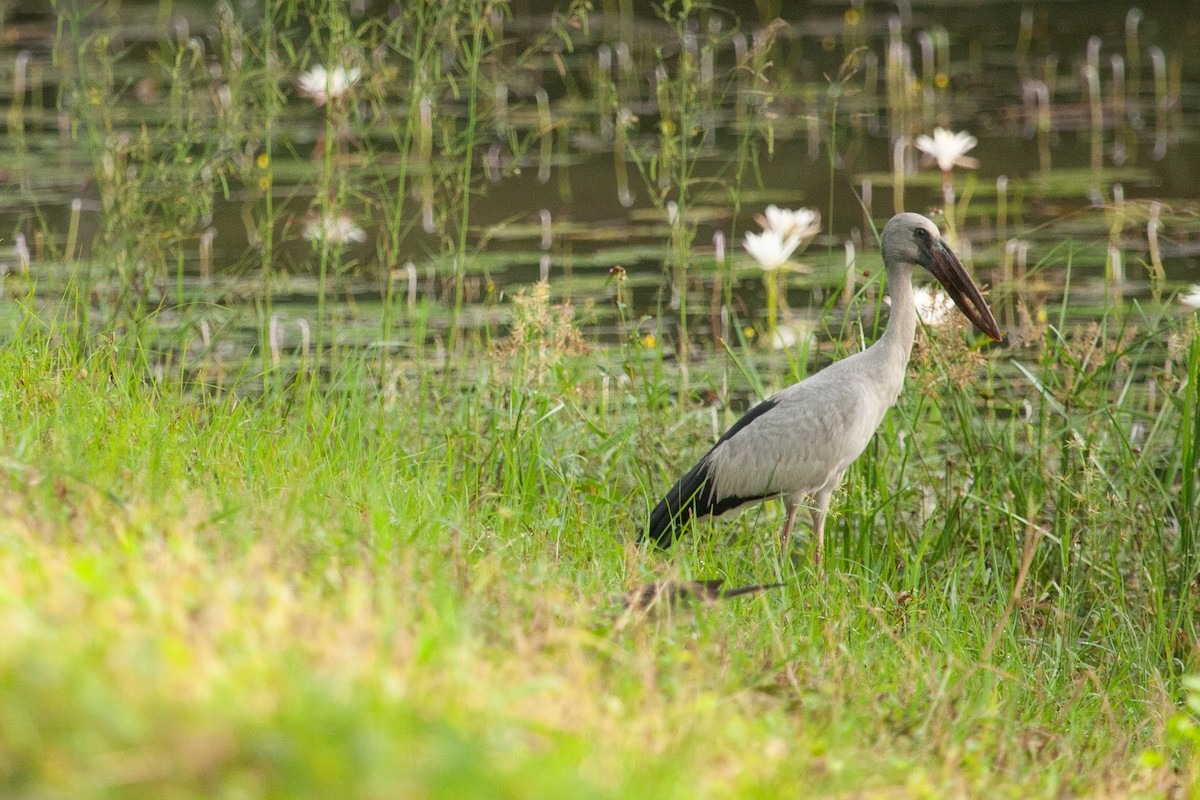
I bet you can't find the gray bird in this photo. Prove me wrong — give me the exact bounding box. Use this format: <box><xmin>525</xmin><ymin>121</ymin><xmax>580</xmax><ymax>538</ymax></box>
<box><xmin>645</xmin><ymin>212</ymin><xmax>1002</xmax><ymax>563</ymax></box>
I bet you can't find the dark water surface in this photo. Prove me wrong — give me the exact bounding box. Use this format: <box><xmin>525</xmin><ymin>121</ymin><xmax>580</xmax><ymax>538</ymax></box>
<box><xmin>0</xmin><ymin>1</ymin><xmax>1198</xmax><ymax>377</ymax></box>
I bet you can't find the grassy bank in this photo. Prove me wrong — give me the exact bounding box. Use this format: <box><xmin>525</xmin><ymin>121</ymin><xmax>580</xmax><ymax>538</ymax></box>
<box><xmin>1</xmin><ymin>293</ymin><xmax>1198</xmax><ymax>798</ymax></box>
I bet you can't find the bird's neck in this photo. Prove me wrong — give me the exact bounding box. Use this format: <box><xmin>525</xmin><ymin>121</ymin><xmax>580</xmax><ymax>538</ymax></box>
<box><xmin>872</xmin><ymin>263</ymin><xmax>918</xmax><ymax>377</ymax></box>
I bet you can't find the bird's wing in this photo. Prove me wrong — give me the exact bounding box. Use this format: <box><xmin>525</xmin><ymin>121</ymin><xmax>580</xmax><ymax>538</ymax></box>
<box><xmin>644</xmin><ymin>359</ymin><xmax>893</xmax><ymax>545</ymax></box>
<box><xmin>644</xmin><ymin>395</ymin><xmax>781</xmax><ymax>546</ymax></box>
<box><xmin>704</xmin><ymin>366</ymin><xmax>890</xmax><ymax>503</ymax></box>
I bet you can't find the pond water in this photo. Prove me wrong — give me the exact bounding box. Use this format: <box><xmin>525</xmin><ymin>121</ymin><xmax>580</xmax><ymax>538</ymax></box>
<box><xmin>1</xmin><ymin>1</ymin><xmax>1198</xmax><ymax>382</ymax></box>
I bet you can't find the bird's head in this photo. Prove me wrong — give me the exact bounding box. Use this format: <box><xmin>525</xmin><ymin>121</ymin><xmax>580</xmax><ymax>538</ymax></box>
<box><xmin>881</xmin><ymin>212</ymin><xmax>1002</xmax><ymax>341</ymax></box>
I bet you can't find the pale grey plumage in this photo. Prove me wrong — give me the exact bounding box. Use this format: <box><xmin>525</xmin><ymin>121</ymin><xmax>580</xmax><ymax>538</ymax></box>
<box><xmin>645</xmin><ymin>212</ymin><xmax>1001</xmax><ymax>563</ymax></box>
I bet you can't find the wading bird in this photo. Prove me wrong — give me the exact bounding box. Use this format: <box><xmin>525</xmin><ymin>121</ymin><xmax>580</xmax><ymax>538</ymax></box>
<box><xmin>645</xmin><ymin>212</ymin><xmax>1002</xmax><ymax>563</ymax></box>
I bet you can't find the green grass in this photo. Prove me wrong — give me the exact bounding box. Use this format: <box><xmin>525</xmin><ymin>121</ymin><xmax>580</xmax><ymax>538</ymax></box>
<box><xmin>1</xmin><ymin>293</ymin><xmax>1198</xmax><ymax>798</ymax></box>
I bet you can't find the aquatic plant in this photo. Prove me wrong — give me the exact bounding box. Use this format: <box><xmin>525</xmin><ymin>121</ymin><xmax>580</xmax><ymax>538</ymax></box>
<box><xmin>302</xmin><ymin>211</ymin><xmax>368</xmax><ymax>245</ymax></box>
<box><xmin>887</xmin><ymin>285</ymin><xmax>954</xmax><ymax>327</ymax></box>
<box><xmin>296</xmin><ymin>64</ymin><xmax>362</xmax><ymax>105</ymax></box>
<box><xmin>1181</xmin><ymin>285</ymin><xmax>1200</xmax><ymax>310</ymax></box>
<box><xmin>743</xmin><ymin>228</ymin><xmax>802</xmax><ymax>270</ymax></box>
<box><xmin>755</xmin><ymin>204</ymin><xmax>821</xmax><ymax>241</ymax></box>
<box><xmin>915</xmin><ymin>126</ymin><xmax>978</xmax><ymax>241</ymax></box>
<box><xmin>743</xmin><ymin>206</ymin><xmax>820</xmax><ymax>339</ymax></box>
<box><xmin>914</xmin><ymin>127</ymin><xmax>980</xmax><ymax>174</ymax></box>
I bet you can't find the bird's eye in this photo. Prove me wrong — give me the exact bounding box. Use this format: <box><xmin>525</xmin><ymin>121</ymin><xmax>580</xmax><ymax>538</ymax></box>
<box><xmin>914</xmin><ymin>228</ymin><xmax>931</xmax><ymax>243</ymax></box>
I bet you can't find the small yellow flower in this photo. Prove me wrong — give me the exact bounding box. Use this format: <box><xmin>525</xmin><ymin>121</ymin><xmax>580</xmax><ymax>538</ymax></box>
<box><xmin>641</xmin><ymin>333</ymin><xmax>657</xmax><ymax>348</ymax></box>
<box><xmin>844</xmin><ymin>8</ymin><xmax>860</xmax><ymax>25</ymax></box>
<box><xmin>934</xmin><ymin>72</ymin><xmax>949</xmax><ymax>90</ymax></box>
<box><xmin>256</xmin><ymin>153</ymin><xmax>270</xmax><ymax>170</ymax></box>
<box><xmin>258</xmin><ymin>176</ymin><xmax>269</xmax><ymax>191</ymax></box>
<box><xmin>821</xmin><ymin>36</ymin><xmax>837</xmax><ymax>52</ymax></box>
<box><xmin>743</xmin><ymin>326</ymin><xmax>756</xmax><ymax>339</ymax></box>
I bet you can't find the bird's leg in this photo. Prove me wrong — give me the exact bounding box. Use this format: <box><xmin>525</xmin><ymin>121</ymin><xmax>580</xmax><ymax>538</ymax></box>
<box><xmin>813</xmin><ymin>511</ymin><xmax>826</xmax><ymax>569</ymax></box>
<box><xmin>812</xmin><ymin>488</ymin><xmax>835</xmax><ymax>569</ymax></box>
<box><xmin>778</xmin><ymin>501</ymin><xmax>800</xmax><ymax>553</ymax></box>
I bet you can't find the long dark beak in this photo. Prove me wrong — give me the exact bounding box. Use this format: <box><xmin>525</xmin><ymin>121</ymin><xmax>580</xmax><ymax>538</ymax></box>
<box><xmin>928</xmin><ymin>240</ymin><xmax>1003</xmax><ymax>341</ymax></box>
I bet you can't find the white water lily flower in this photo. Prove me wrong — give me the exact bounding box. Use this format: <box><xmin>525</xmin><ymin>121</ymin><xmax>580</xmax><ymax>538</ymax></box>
<box><xmin>743</xmin><ymin>229</ymin><xmax>801</xmax><ymax>271</ymax></box>
<box><xmin>1181</xmin><ymin>285</ymin><xmax>1200</xmax><ymax>309</ymax></box>
<box><xmin>303</xmin><ymin>212</ymin><xmax>367</xmax><ymax>245</ymax></box>
<box><xmin>914</xmin><ymin>286</ymin><xmax>954</xmax><ymax>326</ymax></box>
<box><xmin>770</xmin><ymin>322</ymin><xmax>816</xmax><ymax>350</ymax></box>
<box><xmin>771</xmin><ymin>325</ymin><xmax>798</xmax><ymax>349</ymax></box>
<box><xmin>756</xmin><ymin>205</ymin><xmax>821</xmax><ymax>241</ymax></box>
<box><xmin>915</xmin><ymin>127</ymin><xmax>980</xmax><ymax>173</ymax></box>
<box><xmin>297</xmin><ymin>65</ymin><xmax>362</xmax><ymax>105</ymax></box>
<box><xmin>886</xmin><ymin>286</ymin><xmax>955</xmax><ymax>326</ymax></box>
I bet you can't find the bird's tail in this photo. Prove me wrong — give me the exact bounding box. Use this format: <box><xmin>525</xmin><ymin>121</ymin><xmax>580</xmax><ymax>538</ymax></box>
<box><xmin>645</xmin><ymin>459</ymin><xmax>715</xmax><ymax>547</ymax></box>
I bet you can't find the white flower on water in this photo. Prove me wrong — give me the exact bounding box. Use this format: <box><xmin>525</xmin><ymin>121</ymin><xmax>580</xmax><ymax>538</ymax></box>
<box><xmin>914</xmin><ymin>286</ymin><xmax>954</xmax><ymax>326</ymax></box>
<box><xmin>770</xmin><ymin>321</ymin><xmax>816</xmax><ymax>350</ymax></box>
<box><xmin>303</xmin><ymin>212</ymin><xmax>367</xmax><ymax>245</ymax></box>
<box><xmin>756</xmin><ymin>205</ymin><xmax>821</xmax><ymax>241</ymax></box>
<box><xmin>1181</xmin><ymin>285</ymin><xmax>1200</xmax><ymax>310</ymax></box>
<box><xmin>743</xmin><ymin>229</ymin><xmax>801</xmax><ymax>272</ymax></box>
<box><xmin>771</xmin><ymin>325</ymin><xmax>799</xmax><ymax>349</ymax></box>
<box><xmin>887</xmin><ymin>286</ymin><xmax>955</xmax><ymax>326</ymax></box>
<box><xmin>915</xmin><ymin>127</ymin><xmax>980</xmax><ymax>173</ymax></box>
<box><xmin>297</xmin><ymin>65</ymin><xmax>362</xmax><ymax>105</ymax></box>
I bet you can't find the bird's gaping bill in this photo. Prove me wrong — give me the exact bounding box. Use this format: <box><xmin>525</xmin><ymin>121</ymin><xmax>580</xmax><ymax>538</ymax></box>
<box><xmin>925</xmin><ymin>239</ymin><xmax>1003</xmax><ymax>341</ymax></box>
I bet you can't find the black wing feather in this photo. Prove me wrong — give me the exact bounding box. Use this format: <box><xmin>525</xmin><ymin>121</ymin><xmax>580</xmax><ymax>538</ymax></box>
<box><xmin>644</xmin><ymin>396</ymin><xmax>779</xmax><ymax>547</ymax></box>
